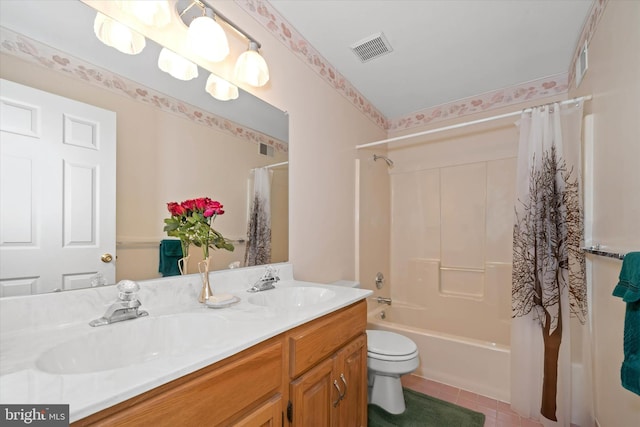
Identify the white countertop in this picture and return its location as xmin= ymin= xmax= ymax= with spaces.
xmin=0 ymin=263 xmax=372 ymax=422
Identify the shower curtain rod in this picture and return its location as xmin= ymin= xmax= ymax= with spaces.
xmin=355 ymin=95 xmax=592 ymax=150
xmin=264 ymin=161 xmax=288 ymax=169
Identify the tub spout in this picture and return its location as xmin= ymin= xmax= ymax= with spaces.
xmin=375 ymin=296 xmax=392 ymax=305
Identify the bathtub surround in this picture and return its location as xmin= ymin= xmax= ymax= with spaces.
xmin=388 ymin=138 xmax=517 ymax=346
xmin=511 ymin=101 xmax=589 ymax=426
xmin=358 ymin=116 xmax=520 ymax=403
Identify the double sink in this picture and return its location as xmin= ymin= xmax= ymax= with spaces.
xmin=36 ymin=286 xmax=337 ymax=375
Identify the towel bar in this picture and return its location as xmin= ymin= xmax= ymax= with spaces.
xmin=583 ymin=246 xmax=626 ymax=260
xmin=117 ymin=238 xmax=246 ymax=247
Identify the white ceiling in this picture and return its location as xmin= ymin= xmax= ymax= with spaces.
xmin=1 ymin=0 xmax=594 ymax=132
xmin=267 ymin=0 xmax=594 ymax=120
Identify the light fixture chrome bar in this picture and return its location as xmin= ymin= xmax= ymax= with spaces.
xmin=195 ymin=0 xmax=262 ymax=49
xmin=179 ymin=0 xmax=200 ymax=17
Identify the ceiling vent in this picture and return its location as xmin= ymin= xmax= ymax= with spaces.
xmin=575 ymin=41 xmax=589 ymax=86
xmin=350 ymin=32 xmax=393 ymax=63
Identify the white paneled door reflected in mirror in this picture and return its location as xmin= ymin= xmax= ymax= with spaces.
xmin=0 ymin=0 xmax=288 ymax=296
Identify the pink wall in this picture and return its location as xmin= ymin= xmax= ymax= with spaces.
xmin=210 ymin=2 xmax=388 ymax=283
xmin=569 ymin=1 xmax=640 ymax=425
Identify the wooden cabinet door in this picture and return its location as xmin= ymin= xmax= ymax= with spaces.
xmin=233 ymin=395 xmax=282 ymax=427
xmin=334 ymin=334 xmax=367 ymax=427
xmin=290 ymin=334 xmax=367 ymax=427
xmin=290 ymin=357 xmax=337 ymax=427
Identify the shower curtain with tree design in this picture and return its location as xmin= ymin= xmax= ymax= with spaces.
xmin=244 ymin=167 xmax=272 ymax=266
xmin=511 ymin=101 xmax=590 ymax=426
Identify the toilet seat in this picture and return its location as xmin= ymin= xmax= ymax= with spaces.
xmin=368 ymin=348 xmax=419 ymax=362
xmin=366 ymin=330 xmax=418 ymax=361
xmin=365 ymin=330 xmax=420 ymax=414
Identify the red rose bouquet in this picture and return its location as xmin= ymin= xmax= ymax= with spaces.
xmin=164 ymin=197 xmax=234 ymax=260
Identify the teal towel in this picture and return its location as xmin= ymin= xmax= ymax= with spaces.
xmin=612 ymin=251 xmax=640 ymax=396
xmin=158 ymin=239 xmax=183 ymax=277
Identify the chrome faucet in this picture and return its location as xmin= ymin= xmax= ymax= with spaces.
xmin=247 ymin=266 xmax=280 ymax=293
xmin=89 ymin=280 xmax=149 ymax=327
xmin=374 ymin=296 xmax=392 ymax=305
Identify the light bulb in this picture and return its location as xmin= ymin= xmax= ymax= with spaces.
xmin=94 ymin=12 xmax=145 ymax=55
xmin=187 ymin=15 xmax=229 ymax=62
xmin=234 ymin=42 xmax=269 ymax=87
xmin=158 ymin=48 xmax=199 ymax=81
xmin=205 ymin=73 xmax=239 ymax=101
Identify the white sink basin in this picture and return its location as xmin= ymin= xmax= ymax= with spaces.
xmin=247 ymin=287 xmax=336 ymax=309
xmin=36 ymin=313 xmax=229 ymax=374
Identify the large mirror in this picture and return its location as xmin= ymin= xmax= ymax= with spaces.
xmin=0 ymin=0 xmax=288 ymax=296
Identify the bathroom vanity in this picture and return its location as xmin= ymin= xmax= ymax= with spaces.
xmin=74 ymin=301 xmax=366 ymax=426
xmin=0 ymin=264 xmax=371 ymax=426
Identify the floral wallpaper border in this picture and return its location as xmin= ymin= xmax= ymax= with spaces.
xmin=237 ymin=0 xmax=606 ymax=132
xmin=387 ymin=73 xmax=568 ymax=131
xmin=0 ymin=27 xmax=288 ymax=154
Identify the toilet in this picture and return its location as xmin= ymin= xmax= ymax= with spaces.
xmin=366 ymin=329 xmax=419 ymax=414
xmin=330 ymin=281 xmax=420 ymax=415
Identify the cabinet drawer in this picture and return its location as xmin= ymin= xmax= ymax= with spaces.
xmin=289 ymin=300 xmax=366 ymax=378
xmin=86 ymin=340 xmax=283 ymax=427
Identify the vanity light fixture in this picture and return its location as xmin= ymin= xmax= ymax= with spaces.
xmin=93 ymin=0 xmax=270 ymax=99
xmin=158 ymin=47 xmax=199 ymax=81
xmin=94 ymin=12 xmax=146 ymax=55
xmin=234 ymin=41 xmax=270 ymax=87
xmin=179 ymin=0 xmax=269 ymax=87
xmin=205 ymin=73 xmax=239 ymax=101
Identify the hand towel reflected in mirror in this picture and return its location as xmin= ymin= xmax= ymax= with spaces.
xmin=159 ymin=239 xmax=184 ymax=277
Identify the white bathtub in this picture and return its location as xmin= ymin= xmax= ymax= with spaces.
xmin=367 ymin=304 xmax=511 ymax=402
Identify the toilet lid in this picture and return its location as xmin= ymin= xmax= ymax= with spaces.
xmin=366 ymin=330 xmax=418 ymax=357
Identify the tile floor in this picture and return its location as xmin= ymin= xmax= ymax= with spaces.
xmin=401 ymin=375 xmax=579 ymax=427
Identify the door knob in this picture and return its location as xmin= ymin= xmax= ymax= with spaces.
xmin=101 ymin=253 xmax=113 ymax=263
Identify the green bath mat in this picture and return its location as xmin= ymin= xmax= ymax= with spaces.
xmin=368 ymin=388 xmax=485 ymax=427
